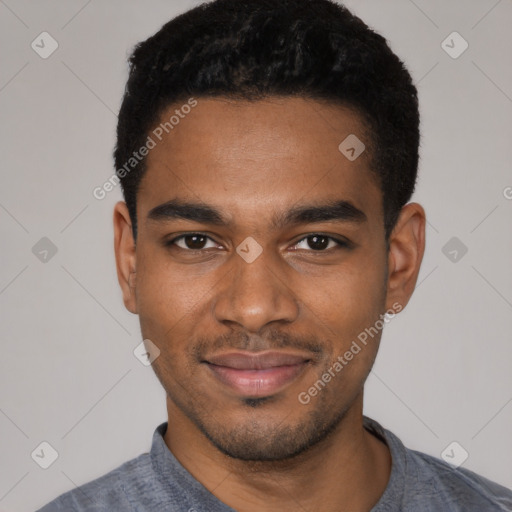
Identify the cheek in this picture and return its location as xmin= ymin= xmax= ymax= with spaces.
xmin=310 ymin=260 xmax=386 ymax=322
xmin=304 ymin=272 xmax=385 ymax=394
xmin=136 ymin=261 xmax=203 ymax=380
xmin=304 ymin=255 xmax=387 ymax=362
xmin=135 ymin=259 xmax=222 ymax=381
xmin=135 ymin=249 xmax=210 ymax=328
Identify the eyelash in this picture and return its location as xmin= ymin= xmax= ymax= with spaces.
xmin=165 ymin=233 xmax=349 ymax=252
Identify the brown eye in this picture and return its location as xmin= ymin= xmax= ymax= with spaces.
xmin=306 ymin=235 xmax=329 ymax=250
xmin=170 ymin=234 xmax=218 ymax=250
xmin=293 ymin=234 xmax=347 ymax=251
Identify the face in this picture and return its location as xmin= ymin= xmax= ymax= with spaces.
xmin=114 ymin=97 xmax=424 ymax=461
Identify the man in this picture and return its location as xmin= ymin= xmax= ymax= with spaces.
xmin=39 ymin=0 xmax=512 ymax=510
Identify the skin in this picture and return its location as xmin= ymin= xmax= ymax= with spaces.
xmin=113 ymin=97 xmax=426 ymax=512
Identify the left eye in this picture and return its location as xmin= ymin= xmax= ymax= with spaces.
xmin=292 ymin=235 xmax=346 ymax=251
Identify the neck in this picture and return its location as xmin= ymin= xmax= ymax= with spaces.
xmin=164 ymin=394 xmax=392 ymax=512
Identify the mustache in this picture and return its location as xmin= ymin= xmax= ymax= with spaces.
xmin=192 ymin=328 xmax=325 ymax=359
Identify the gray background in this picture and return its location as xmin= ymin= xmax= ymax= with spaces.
xmin=1 ymin=0 xmax=511 ymax=510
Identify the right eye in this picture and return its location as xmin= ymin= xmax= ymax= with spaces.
xmin=166 ymin=233 xmax=221 ymax=251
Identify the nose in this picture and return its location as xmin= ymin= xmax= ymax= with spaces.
xmin=212 ymin=246 xmax=300 ymax=333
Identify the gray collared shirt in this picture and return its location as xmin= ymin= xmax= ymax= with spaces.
xmin=37 ymin=416 xmax=512 ymax=511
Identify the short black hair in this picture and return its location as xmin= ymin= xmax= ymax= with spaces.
xmin=114 ymin=0 xmax=420 ymax=242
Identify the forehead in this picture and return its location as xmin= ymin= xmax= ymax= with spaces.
xmin=138 ymin=97 xmax=382 ymax=228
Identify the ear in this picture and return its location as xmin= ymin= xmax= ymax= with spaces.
xmin=113 ymin=201 xmax=138 ymax=314
xmin=385 ymin=202 xmax=426 ymax=312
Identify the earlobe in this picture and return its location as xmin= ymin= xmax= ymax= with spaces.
xmin=385 ymin=202 xmax=426 ymax=312
xmin=113 ymin=201 xmax=138 ymax=314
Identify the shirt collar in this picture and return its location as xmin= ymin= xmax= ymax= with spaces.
xmin=148 ymin=416 xmax=406 ymax=511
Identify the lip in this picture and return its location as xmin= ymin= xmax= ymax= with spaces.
xmin=204 ymin=351 xmax=311 ymax=397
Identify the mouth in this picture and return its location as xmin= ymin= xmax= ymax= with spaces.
xmin=203 ymin=351 xmax=312 ymax=398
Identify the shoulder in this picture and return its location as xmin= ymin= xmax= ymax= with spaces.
xmin=404 ymin=447 xmax=512 ymax=511
xmin=364 ymin=417 xmax=512 ymax=512
xmin=36 ymin=453 xmax=151 ymax=511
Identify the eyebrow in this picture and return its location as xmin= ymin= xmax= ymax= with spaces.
xmin=147 ymin=198 xmax=367 ymax=228
xmin=276 ymin=199 xmax=367 ymax=228
xmin=148 ymin=199 xmax=225 ymax=225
